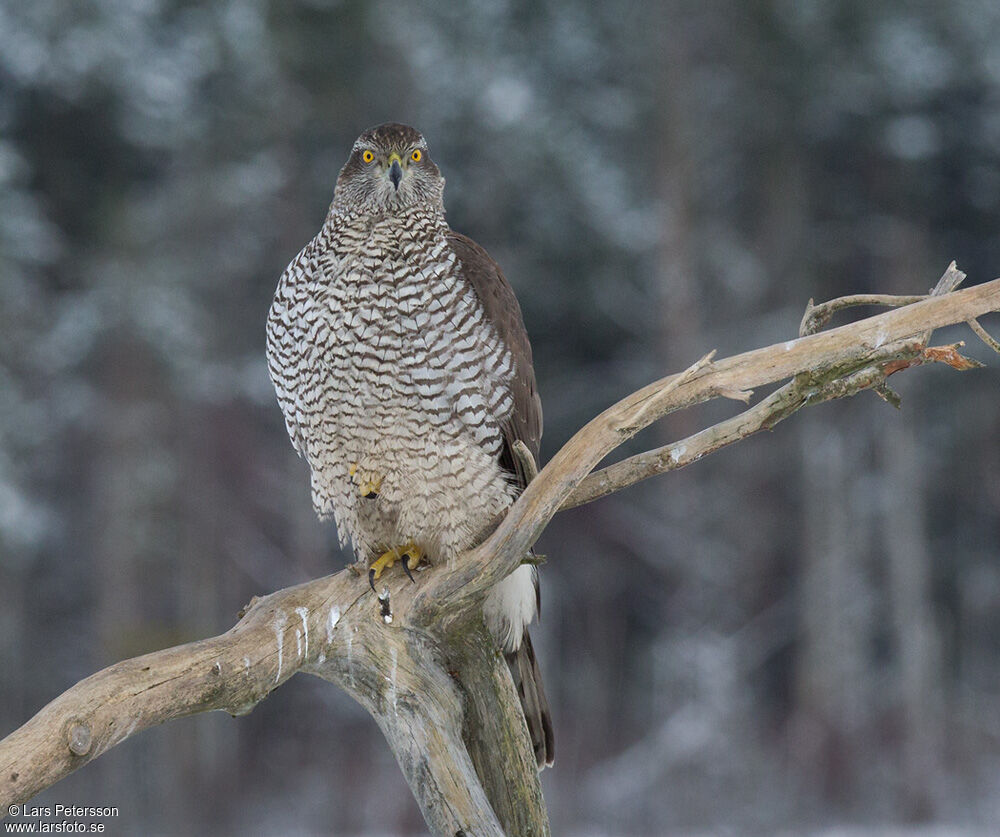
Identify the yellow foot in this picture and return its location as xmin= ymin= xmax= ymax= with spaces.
xmin=348 ymin=463 xmax=382 ymax=499
xmin=368 ymin=542 xmax=424 ymax=591
xmin=359 ymin=476 xmax=382 ymax=499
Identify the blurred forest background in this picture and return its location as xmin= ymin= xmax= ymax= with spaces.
xmin=3 ymin=1 xmax=1000 ymax=834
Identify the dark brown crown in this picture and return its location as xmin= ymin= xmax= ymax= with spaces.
xmin=355 ymin=123 xmax=426 ymax=150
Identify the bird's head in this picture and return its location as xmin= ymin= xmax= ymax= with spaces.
xmin=334 ymin=123 xmax=444 ymax=213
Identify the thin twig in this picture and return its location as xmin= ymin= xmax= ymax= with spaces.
xmin=800 ymin=294 xmax=928 ymax=337
xmin=621 ymin=349 xmax=717 ymax=431
xmin=798 ymin=260 xmax=967 ymax=339
xmin=968 ymin=317 xmax=1000 ymax=354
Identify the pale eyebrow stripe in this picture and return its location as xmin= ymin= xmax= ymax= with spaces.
xmin=350 ymin=134 xmax=428 ymax=153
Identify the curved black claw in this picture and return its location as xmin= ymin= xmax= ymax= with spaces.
xmin=363 ymin=490 xmax=378 ymax=499
xmin=368 ymin=568 xmax=377 ymax=593
xmin=401 ymin=559 xmax=416 ymax=584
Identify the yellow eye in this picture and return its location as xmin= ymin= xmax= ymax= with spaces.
xmin=411 ymin=149 xmax=422 ymax=162
xmin=362 ymin=150 xmax=374 ymax=163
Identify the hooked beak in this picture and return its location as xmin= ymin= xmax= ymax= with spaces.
xmin=388 ymin=154 xmax=403 ymax=190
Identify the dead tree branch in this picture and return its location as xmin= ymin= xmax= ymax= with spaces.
xmin=2 ymin=263 xmax=999 ymax=836
xmin=968 ymin=316 xmax=1000 ymax=354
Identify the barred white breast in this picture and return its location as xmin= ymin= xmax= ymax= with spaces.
xmin=266 ymin=122 xmax=554 ymax=768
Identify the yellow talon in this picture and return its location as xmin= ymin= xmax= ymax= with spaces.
xmin=349 ymin=463 xmax=382 ymax=498
xmin=368 ymin=542 xmax=423 ymax=591
xmin=359 ymin=475 xmax=382 ymax=499
xmin=369 ymin=548 xmax=398 ymax=580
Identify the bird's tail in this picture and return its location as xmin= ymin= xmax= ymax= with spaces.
xmin=505 ymin=630 xmax=555 ymax=769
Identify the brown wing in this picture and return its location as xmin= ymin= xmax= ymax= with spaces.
xmin=447 ymin=231 xmax=542 ymax=489
xmin=450 ymin=232 xmax=554 ymax=768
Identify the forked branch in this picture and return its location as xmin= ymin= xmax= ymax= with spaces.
xmin=2 ymin=263 xmax=999 ymax=837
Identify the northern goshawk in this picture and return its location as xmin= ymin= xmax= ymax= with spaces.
xmin=266 ymin=122 xmax=554 ymax=767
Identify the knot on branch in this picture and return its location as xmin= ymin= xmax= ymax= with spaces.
xmin=66 ymin=722 xmax=91 ymax=757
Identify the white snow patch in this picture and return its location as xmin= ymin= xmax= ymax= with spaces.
xmin=273 ymin=611 xmax=288 ymax=683
xmin=326 ymin=606 xmax=341 ymax=644
xmin=389 ymin=647 xmax=398 ymax=714
xmin=874 ymin=328 xmax=888 ymax=348
xmin=295 ymin=628 xmax=302 ymax=658
xmin=295 ymin=606 xmax=309 ymax=657
xmin=784 ymin=341 xmax=794 ymax=351
xmin=242 ymin=656 xmax=250 ymax=676
xmin=670 ymin=445 xmax=686 ymax=464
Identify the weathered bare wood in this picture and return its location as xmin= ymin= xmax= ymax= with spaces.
xmin=442 ymin=619 xmax=549 ymax=835
xmin=2 ymin=264 xmax=999 ymax=836
xmin=563 ymin=263 xmax=977 ymax=509
xmin=0 ymin=574 xmax=355 ymax=806
xmin=306 ymin=617 xmax=511 ymax=836
xmin=2 ymin=570 xmax=517 ymax=835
